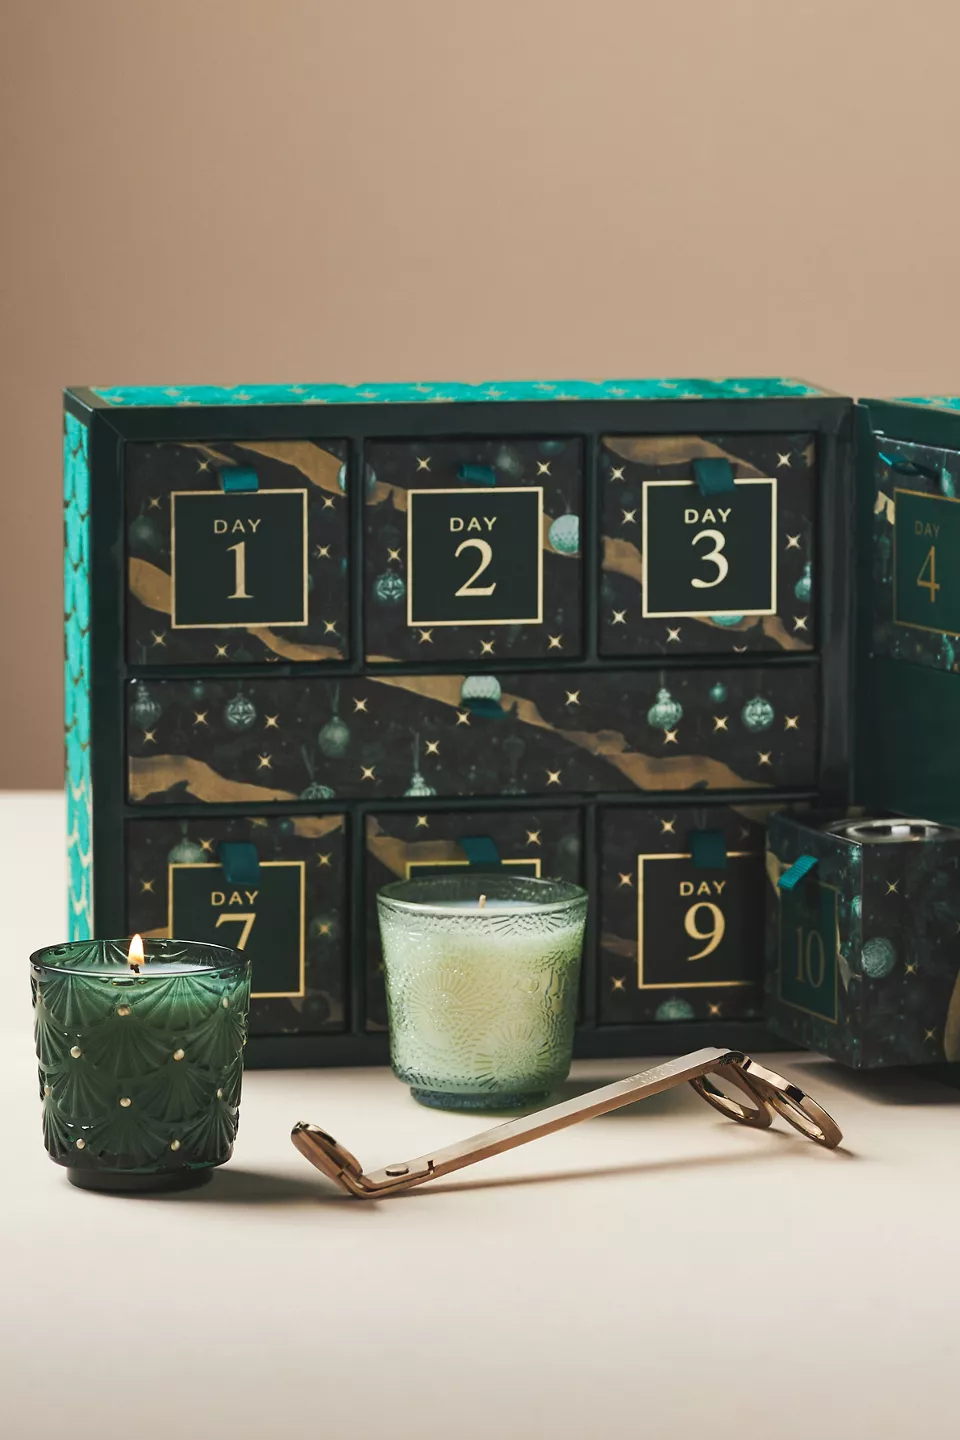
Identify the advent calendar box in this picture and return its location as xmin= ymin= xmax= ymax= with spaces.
xmin=63 ymin=377 xmax=854 ymax=1066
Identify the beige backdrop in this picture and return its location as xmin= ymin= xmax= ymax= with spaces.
xmin=2 ymin=0 xmax=960 ymax=787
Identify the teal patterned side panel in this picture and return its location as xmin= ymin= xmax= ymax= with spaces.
xmin=89 ymin=377 xmax=827 ymax=408
xmin=896 ymin=396 xmax=960 ymax=413
xmin=63 ymin=412 xmax=92 ymax=940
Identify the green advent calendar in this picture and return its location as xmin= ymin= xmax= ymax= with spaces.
xmin=62 ymin=379 xmax=960 ymax=1068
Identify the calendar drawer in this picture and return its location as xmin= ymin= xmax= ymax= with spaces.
xmin=363 ymin=806 xmax=584 ymax=1030
xmin=126 ymin=665 xmax=818 ymax=805
xmin=364 ymin=436 xmax=583 ymax=663
xmin=598 ymin=803 xmax=780 ymax=1024
xmin=599 ymin=432 xmax=816 ymax=657
xmin=125 ymin=438 xmax=349 ymax=664
xmin=125 ymin=814 xmax=348 ymax=1035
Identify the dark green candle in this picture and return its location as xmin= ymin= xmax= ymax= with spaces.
xmin=31 ymin=938 xmax=251 ymax=1192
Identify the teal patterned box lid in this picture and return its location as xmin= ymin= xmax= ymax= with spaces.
xmin=83 ymin=377 xmax=830 ymax=408
xmin=893 ymin=395 xmax=960 ymax=414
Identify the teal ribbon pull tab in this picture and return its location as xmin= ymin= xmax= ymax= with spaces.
xmin=218 ymin=842 xmax=261 ymax=885
xmin=689 ymin=829 xmax=727 ymax=869
xmin=220 ymin=467 xmax=259 ymax=493
xmin=692 ymin=458 xmax=736 ymax=496
xmin=458 ymin=464 xmax=497 ymax=486
xmin=458 ymin=835 xmax=501 ymax=866
xmin=778 ymin=854 xmax=818 ymax=891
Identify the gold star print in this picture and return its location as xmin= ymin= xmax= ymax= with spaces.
xmin=142 ymin=729 xmax=157 ymax=745
xmin=666 ymin=628 xmax=681 ymax=643
xmin=664 ymin=729 xmax=678 ymax=744
xmin=140 ymin=879 xmax=154 ymax=894
xmin=456 ymin=710 xmax=470 ymax=726
xmin=416 ymin=457 xmax=431 ymax=471
xmin=611 ymin=466 xmax=625 ymax=481
xmin=250 ymin=818 xmax=267 ymax=828
xmin=793 ymin=616 xmax=808 ymax=632
xmin=147 ymin=495 xmax=162 ymax=510
xmin=480 ymin=640 xmax=495 ymax=656
xmin=353 ymin=698 xmax=368 ymax=713
xmin=415 ymin=816 xmax=429 ymax=829
xmin=925 ymin=1028 xmax=937 ymax=1042
xmin=323 ymin=621 xmax=338 ymax=635
xmin=905 ymin=962 xmax=918 ymax=975
xmin=322 ymin=496 xmax=335 ymax=510
xmin=316 ymin=923 xmax=332 ymax=937
xmin=536 ymin=461 xmax=551 ymax=476
xmin=197 ymin=459 xmax=211 ymax=473
xmin=758 ymin=751 xmax=772 ymax=766
xmin=314 ymin=544 xmax=331 ymax=559
xmin=618 ymin=873 xmax=633 ymax=887
xmin=200 ymin=838 xmax=214 ymax=853
xmin=215 ymin=644 xmax=229 ymax=659
xmin=659 ymin=818 xmax=675 ymax=835
xmin=785 ymin=715 xmax=799 ymax=730
xmin=265 ymin=715 xmax=280 ymax=729
xmin=565 ymin=690 xmax=580 ymax=706
xmin=733 ymin=645 xmax=747 ymax=653
xmin=611 ymin=977 xmax=626 ymax=992
xmin=548 ymin=635 xmax=563 ymax=650
xmin=786 ymin=535 xmax=801 ymax=550
xmin=150 ymin=631 xmax=167 ymax=648
xmin=360 ymin=766 xmax=376 ymax=781
xmin=257 ymin=754 xmax=272 ymax=770
xmin=708 ymin=1003 xmax=722 ymax=1017
xmin=388 ymin=548 xmax=402 ymax=563
xmin=777 ymin=452 xmax=792 ymax=468
xmin=317 ymin=853 xmax=331 ymax=867
xmin=193 ymin=711 xmax=208 ymax=726
xmin=526 ymin=830 xmax=541 ymax=846
xmin=886 ymin=880 xmax=899 ymax=895
xmin=418 ymin=629 xmax=434 ymax=644
xmin=425 ymin=740 xmax=440 ymax=756
xmin=622 ymin=509 xmax=637 ymax=524
xmin=612 ymin=610 xmax=627 ymax=625
xmin=546 ymin=769 xmax=562 ymax=785
xmin=713 ymin=715 xmax=729 ymax=731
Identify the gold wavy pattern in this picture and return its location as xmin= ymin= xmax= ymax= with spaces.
xmin=248 ymin=628 xmax=341 ymax=662
xmin=944 ymin=975 xmax=960 ymax=1062
xmin=600 ymin=931 xmax=636 ymax=960
xmin=368 ymin=829 xmax=465 ymax=878
xmin=129 ymin=756 xmax=296 ymax=804
xmin=291 ymin=815 xmax=345 ymax=840
xmin=129 ymin=558 xmax=172 ymax=614
xmin=602 ymin=435 xmax=764 ymax=478
xmin=603 ymin=536 xmax=644 ymax=584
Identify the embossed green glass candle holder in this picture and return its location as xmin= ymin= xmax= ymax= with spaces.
xmin=31 ymin=938 xmax=251 ymax=1192
xmin=377 ymin=874 xmax=588 ymax=1110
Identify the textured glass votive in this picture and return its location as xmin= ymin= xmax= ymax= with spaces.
xmin=377 ymin=874 xmax=588 ymax=1110
xmin=31 ymin=938 xmax=251 ymax=1192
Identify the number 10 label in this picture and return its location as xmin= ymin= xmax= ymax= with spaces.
xmin=642 ymin=478 xmax=777 ymax=619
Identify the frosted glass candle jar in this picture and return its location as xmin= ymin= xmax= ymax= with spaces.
xmin=377 ymin=874 xmax=588 ymax=1110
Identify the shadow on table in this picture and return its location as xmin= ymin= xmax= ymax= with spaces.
xmin=146 ymin=1167 xmax=342 ymax=1206
xmin=784 ymin=1058 xmax=960 ymax=1107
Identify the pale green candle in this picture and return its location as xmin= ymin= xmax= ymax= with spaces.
xmin=377 ymin=875 xmax=587 ymax=1110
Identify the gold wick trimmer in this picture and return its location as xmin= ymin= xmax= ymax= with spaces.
xmin=291 ymin=1047 xmax=842 ymax=1198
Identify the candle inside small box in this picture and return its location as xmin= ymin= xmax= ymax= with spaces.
xmin=31 ymin=937 xmax=251 ymax=1192
xmin=377 ymin=874 xmax=587 ymax=1110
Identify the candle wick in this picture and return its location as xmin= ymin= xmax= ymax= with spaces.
xmin=478 ymin=894 xmax=487 ymax=910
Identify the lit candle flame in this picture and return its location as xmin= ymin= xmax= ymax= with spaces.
xmin=128 ymin=934 xmax=144 ymax=971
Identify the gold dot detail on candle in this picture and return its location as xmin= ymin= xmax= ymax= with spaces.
xmin=216 ymin=1088 xmax=223 ymax=1099
xmin=119 ymin=1097 xmax=132 ymax=1108
xmin=75 ymin=1138 xmax=85 ymax=1149
xmin=221 ymin=997 xmax=230 ymax=1009
xmin=170 ymin=1139 xmax=181 ymax=1151
xmin=43 ymin=1085 xmax=51 ymax=1096
xmin=173 ymin=1048 xmax=185 ymax=1061
xmin=116 ymin=1005 xmax=131 ymax=1017
xmin=70 ymin=1046 xmax=82 ymax=1059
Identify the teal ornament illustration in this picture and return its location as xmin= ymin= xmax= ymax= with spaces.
xmin=646 ymin=686 xmax=683 ymax=730
xmin=338 ymin=462 xmax=347 ymax=493
xmin=374 ymin=570 xmax=406 ymax=604
xmin=941 ymin=468 xmax=956 ymax=499
xmin=300 ymin=781 xmax=335 ymax=801
xmin=655 ymin=998 xmax=695 ymax=1022
xmin=548 ymin=514 xmax=580 ymax=556
xmin=851 ymin=894 xmax=862 ymax=919
xmin=318 ymin=686 xmax=350 ymax=758
xmin=861 ymin=936 xmax=897 ymax=979
xmin=167 ymin=828 xmax=207 ymax=865
xmin=709 ymin=681 xmax=727 ymax=704
xmin=223 ymin=690 xmax=257 ymax=733
xmin=741 ymin=695 xmax=774 ymax=732
xmin=128 ymin=510 xmax=162 ymax=552
xmin=495 ymin=446 xmax=522 ymax=477
xmin=710 ymin=614 xmax=744 ymax=627
xmin=794 ymin=561 xmax=812 ymax=604
xmin=190 ymin=680 xmax=206 ymax=702
xmin=131 ymin=682 xmax=162 ymax=730
xmin=404 ymin=735 xmax=437 ymax=799
xmin=460 ymin=674 xmax=502 ymax=707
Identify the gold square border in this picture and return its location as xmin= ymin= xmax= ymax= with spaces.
xmin=170 ymin=488 xmax=310 ymax=630
xmin=892 ymin=485 xmax=960 ymax=638
xmin=637 ymin=850 xmax=758 ymax=990
xmin=777 ymin=876 xmax=840 ymax=1024
xmin=640 ymin=477 xmax=778 ymax=620
xmin=404 ymin=857 xmax=542 ymax=879
xmin=168 ymin=860 xmax=307 ymax=1000
xmin=405 ymin=486 xmax=545 ymax=627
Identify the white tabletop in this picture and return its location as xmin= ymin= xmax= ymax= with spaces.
xmin=3 ymin=792 xmax=958 ymax=1440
